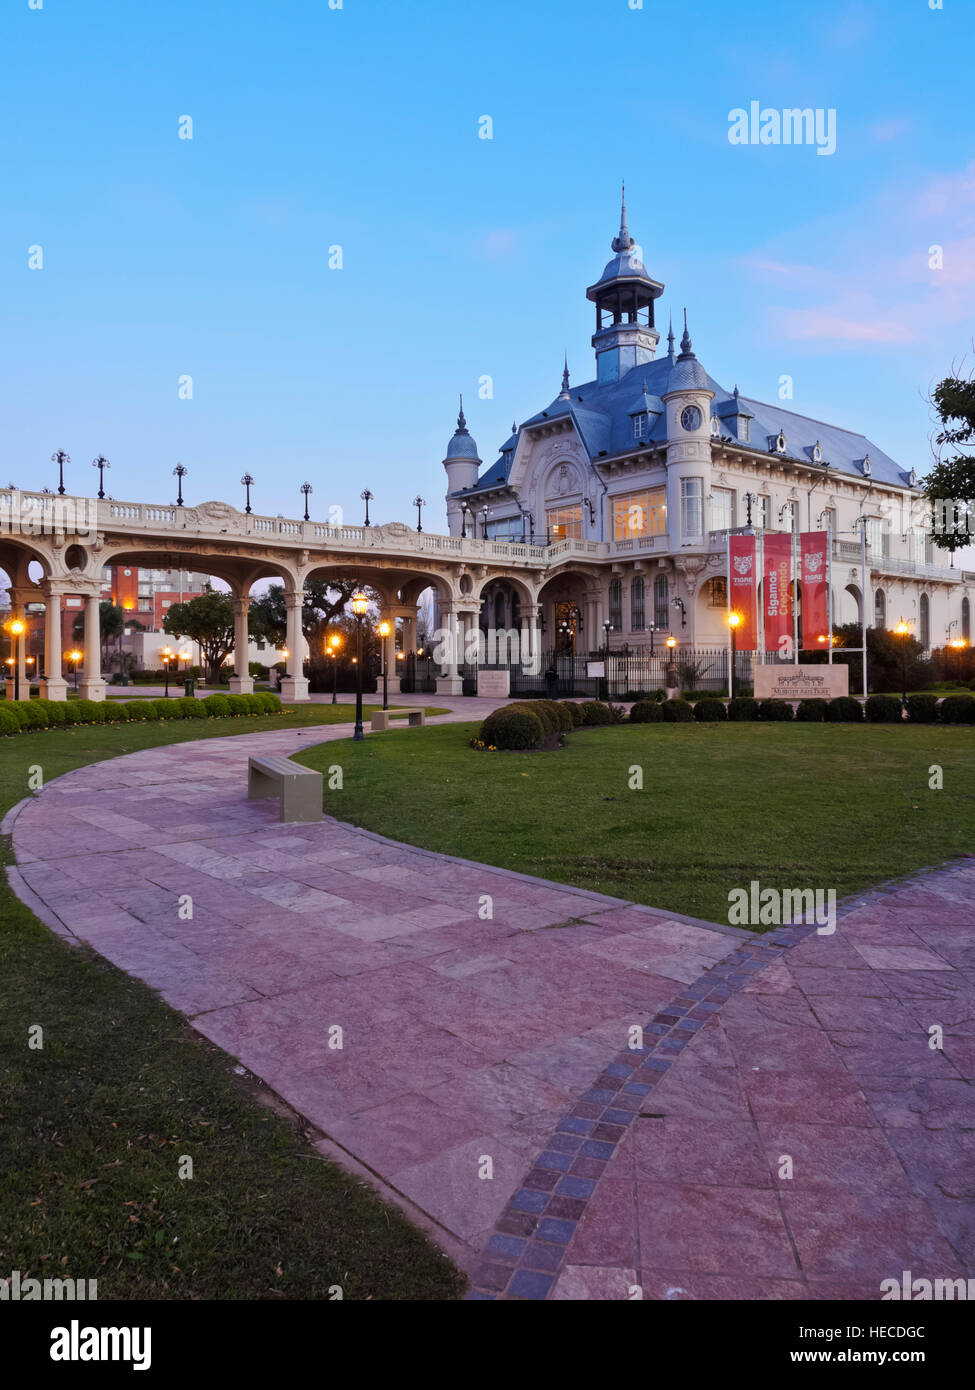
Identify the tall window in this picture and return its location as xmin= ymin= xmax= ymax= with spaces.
xmin=963 ymin=596 xmax=971 ymax=642
xmin=632 ymin=413 xmax=647 ymax=439
xmin=780 ymin=501 xmax=797 ymax=532
xmin=654 ymin=574 xmax=669 ymax=630
xmin=751 ymin=494 xmax=768 ymax=529
xmin=613 ymin=489 xmax=666 ymax=541
xmin=608 ymin=578 xmax=623 ymax=631
xmin=822 ymin=507 xmax=836 ymax=535
xmin=485 ymin=517 xmax=522 ymax=539
xmin=919 ymin=593 xmax=930 ymax=649
xmin=710 ymin=488 xmax=734 ymax=532
xmin=874 ymin=589 xmax=886 ymax=629
xmin=546 ymin=505 xmax=582 ymax=540
xmin=866 ymin=518 xmax=888 ymax=556
xmin=680 ymin=478 xmax=703 ymax=540
xmin=706 ymin=576 xmax=728 ymax=608
xmin=630 ymin=576 xmax=645 ymax=630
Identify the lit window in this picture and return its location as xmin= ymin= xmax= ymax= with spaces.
xmin=546 ymin=505 xmax=583 ymax=540
xmin=613 ymin=489 xmax=666 ymax=541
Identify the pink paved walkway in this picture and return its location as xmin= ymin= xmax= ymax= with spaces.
xmin=6 ymin=708 xmax=975 ymax=1298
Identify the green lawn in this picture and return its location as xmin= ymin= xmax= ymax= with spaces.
xmin=295 ymin=721 xmax=975 ymax=924
xmin=0 ymin=702 xmax=462 ymax=1301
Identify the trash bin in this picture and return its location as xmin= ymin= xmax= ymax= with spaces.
xmin=183 ymin=677 xmax=195 ymax=697
xmin=116 ymin=674 xmax=129 ymax=687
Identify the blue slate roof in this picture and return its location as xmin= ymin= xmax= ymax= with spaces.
xmin=451 ymin=352 xmax=913 ymax=497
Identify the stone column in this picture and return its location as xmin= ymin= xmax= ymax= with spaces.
xmin=40 ymin=585 xmax=68 ymax=700
xmin=280 ymin=590 xmax=309 ymax=702
xmin=79 ymin=593 xmax=106 ymax=701
xmin=436 ymin=608 xmax=463 ymax=694
xmin=228 ymin=596 xmax=254 ymax=694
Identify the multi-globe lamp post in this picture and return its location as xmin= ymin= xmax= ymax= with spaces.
xmin=351 ymin=590 xmax=369 ymax=740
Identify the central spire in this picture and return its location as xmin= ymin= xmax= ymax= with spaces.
xmin=611 ymin=181 xmax=634 ymax=254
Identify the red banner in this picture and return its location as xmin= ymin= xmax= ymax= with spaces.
xmin=728 ymin=535 xmax=757 ymax=650
xmin=800 ymin=531 xmax=829 ymax=648
xmin=763 ymin=533 xmax=793 ymax=654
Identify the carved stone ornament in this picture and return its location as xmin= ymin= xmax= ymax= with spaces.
xmin=675 ymin=555 xmax=709 ymax=594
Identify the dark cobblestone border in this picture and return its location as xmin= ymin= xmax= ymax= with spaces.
xmin=466 ymin=857 xmax=974 ymax=1300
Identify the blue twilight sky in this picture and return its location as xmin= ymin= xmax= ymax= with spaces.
xmin=2 ymin=0 xmax=973 ymax=531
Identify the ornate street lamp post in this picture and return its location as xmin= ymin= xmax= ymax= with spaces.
xmin=351 ymin=590 xmax=369 ymax=740
xmin=173 ymin=463 xmax=187 ymax=506
xmin=7 ymin=619 xmax=25 ymax=700
xmin=91 ymin=455 xmax=110 ymax=499
xmin=52 ymin=449 xmax=70 ymax=496
xmin=327 ymin=632 xmax=342 ymax=704
xmin=665 ymin=635 xmax=678 ymax=694
xmin=68 ymin=649 xmax=82 ymax=691
xmin=727 ymin=611 xmax=741 ymax=699
xmin=361 ymin=490 xmax=373 ymax=527
xmin=894 ymin=621 xmax=911 ymax=707
xmin=460 ymin=501 xmax=469 ymax=538
xmin=413 ymin=496 xmax=425 ymax=532
xmin=160 ymin=645 xmax=174 ymax=698
xmin=481 ymin=506 xmax=489 ymax=539
xmin=377 ymin=619 xmax=391 ymax=709
xmin=240 ymin=474 xmax=254 ymax=514
xmin=300 ymin=482 xmax=312 ymax=521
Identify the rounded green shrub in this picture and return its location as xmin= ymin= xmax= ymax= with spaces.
xmin=693 ymin=698 xmax=727 ymax=722
xmin=759 ymin=699 xmax=794 ymax=722
xmin=866 ymin=694 xmax=903 ymax=724
xmin=0 ymin=706 xmax=23 ymax=735
xmin=796 ymin=698 xmax=828 ymax=722
xmin=74 ymin=699 xmax=106 ymax=723
xmin=578 ymin=700 xmax=612 ymax=726
xmin=560 ymin=700 xmax=583 ymax=727
xmin=257 ymin=691 xmax=281 ymax=713
xmin=103 ymin=700 xmax=130 ymax=722
xmin=153 ymin=698 xmax=182 ymax=721
xmin=36 ymin=699 xmax=67 ymax=726
xmin=661 ymin=698 xmax=694 ymax=722
xmin=243 ymin=693 xmax=267 ymax=715
xmin=479 ymin=706 xmax=544 ymax=750
xmin=10 ymin=700 xmax=48 ymax=729
xmin=204 ymin=693 xmax=232 ymax=717
xmin=536 ymin=698 xmax=572 ymax=732
xmin=123 ymin=699 xmax=158 ymax=721
xmin=905 ymin=693 xmax=938 ymax=724
xmin=177 ymin=696 xmax=207 ymax=719
xmin=727 ymin=697 xmax=759 ymax=721
xmin=509 ymin=701 xmax=555 ymax=734
xmin=826 ymin=696 xmax=864 ymax=723
xmin=227 ymin=694 xmax=250 ymax=716
xmin=939 ymin=693 xmax=975 ymax=724
xmin=629 ymin=699 xmax=663 ymax=723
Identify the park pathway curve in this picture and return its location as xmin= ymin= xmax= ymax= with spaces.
xmin=5 ymin=704 xmax=974 ymax=1299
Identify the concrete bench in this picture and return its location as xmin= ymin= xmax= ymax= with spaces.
xmin=247 ymin=755 xmax=322 ymax=823
xmin=370 ymin=707 xmax=425 ymax=732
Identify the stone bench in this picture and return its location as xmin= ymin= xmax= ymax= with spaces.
xmin=247 ymin=754 xmax=322 ymax=823
xmin=370 ymin=707 xmax=426 ymax=732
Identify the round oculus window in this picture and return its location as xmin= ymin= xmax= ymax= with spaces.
xmin=680 ymin=406 xmax=702 ymax=432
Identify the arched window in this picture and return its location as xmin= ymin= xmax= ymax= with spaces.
xmin=512 ymin=593 xmax=521 ymax=628
xmin=919 ymin=593 xmax=930 ymax=650
xmin=494 ymin=592 xmax=506 ymax=628
xmin=874 ymin=589 xmax=886 ymax=629
xmin=654 ymin=573 xmax=669 ymax=629
xmin=963 ymin=596 xmax=971 ymax=642
xmin=630 ymin=576 xmax=645 ymax=630
xmin=608 ymin=578 xmax=623 ymax=631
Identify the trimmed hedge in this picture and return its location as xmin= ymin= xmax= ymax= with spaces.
xmin=122 ymin=699 xmax=159 ymax=721
xmin=759 ymin=699 xmax=794 ymax=722
xmin=940 ymin=694 xmax=975 ymax=724
xmin=0 ymin=706 xmax=23 ymax=735
xmin=826 ymin=697 xmax=864 ymax=723
xmin=796 ymin=699 xmax=828 ymax=722
xmin=866 ymin=694 xmax=903 ymax=724
xmin=905 ymin=694 xmax=938 ymax=724
xmin=727 ymin=697 xmax=759 ymax=721
xmin=693 ymin=698 xmax=727 ymax=722
xmin=578 ymin=700 xmax=613 ymax=726
xmin=0 ymin=692 xmax=289 ymax=737
xmin=152 ymin=698 xmax=183 ymax=721
xmin=204 ymin=693 xmax=232 ymax=717
xmin=560 ymin=700 xmax=584 ymax=727
xmin=479 ymin=705 xmax=544 ymax=750
xmin=661 ymin=698 xmax=694 ymax=722
xmin=629 ymin=699 xmax=664 ymax=723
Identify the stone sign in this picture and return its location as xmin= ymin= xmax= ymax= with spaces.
xmin=477 ymin=669 xmax=510 ymax=698
xmin=754 ymin=664 xmax=849 ymax=700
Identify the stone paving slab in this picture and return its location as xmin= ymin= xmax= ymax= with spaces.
xmin=7 ymin=700 xmax=973 ymax=1299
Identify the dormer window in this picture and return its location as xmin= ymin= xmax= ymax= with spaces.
xmin=812 ymin=441 xmax=823 ymax=463
xmin=909 ymin=468 xmax=918 ymax=487
xmin=710 ymin=415 xmax=721 ymax=437
xmin=862 ymin=454 xmax=872 ymax=477
xmin=633 ymin=413 xmax=647 ymax=439
xmin=776 ymin=431 xmax=787 ymax=454
xmin=739 ymin=417 xmax=750 ymax=443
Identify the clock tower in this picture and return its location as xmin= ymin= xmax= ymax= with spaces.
xmin=661 ymin=314 xmax=714 ymax=550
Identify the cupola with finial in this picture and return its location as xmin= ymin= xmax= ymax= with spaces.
xmin=585 ymin=184 xmax=664 ymax=386
xmin=443 ymin=395 xmax=482 ymax=536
